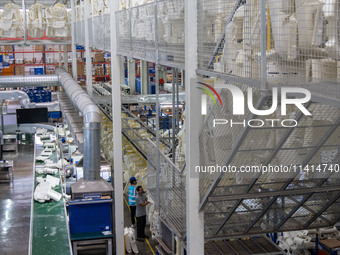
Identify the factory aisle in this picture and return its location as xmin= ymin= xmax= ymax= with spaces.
xmin=0 ymin=144 xmax=34 ymax=255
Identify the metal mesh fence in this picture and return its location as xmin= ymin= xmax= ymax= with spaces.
xmin=146 ymin=139 xmax=186 ymax=238
xmin=131 ymin=4 xmax=156 ymax=60
xmin=75 ymin=21 xmax=81 ymax=44
xmin=88 ymin=18 xmax=94 ymax=48
xmin=197 ymin=0 xmax=340 ymax=99
xmin=116 ymin=0 xmax=185 ymax=68
xmin=266 ymin=0 xmax=340 ymax=88
xmin=158 ymin=0 xmax=185 ymax=68
xmin=198 ymin=78 xmax=340 ymax=238
xmin=103 ymin=14 xmax=111 ymax=51
xmin=206 ymin=191 xmax=340 ymax=238
xmin=198 ymin=0 xmax=262 ymax=80
xmin=199 ymin=83 xmax=262 ymax=199
xmin=80 ymin=20 xmax=85 ymax=45
xmin=116 ymin=10 xmax=131 ymax=56
xmin=92 ymin=15 xmax=105 ymax=51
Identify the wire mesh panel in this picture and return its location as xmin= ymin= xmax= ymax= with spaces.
xmin=266 ymin=0 xmax=340 ymax=96
xmin=158 ymin=0 xmax=185 ymax=68
xmin=103 ymin=14 xmax=111 ymax=52
xmin=88 ymin=18 xmax=94 ymax=48
xmin=116 ymin=0 xmax=185 ymax=67
xmin=146 ymin=139 xmax=186 ymax=238
xmin=198 ymin=80 xmax=340 ymax=239
xmin=75 ymin=21 xmax=81 ymax=44
xmin=131 ymin=4 xmax=156 ymax=61
xmin=198 ymin=0 xmax=262 ymax=80
xmin=92 ymin=16 xmax=105 ymax=51
xmin=80 ymin=20 xmax=85 ymax=45
xmin=116 ymin=10 xmax=131 ymax=56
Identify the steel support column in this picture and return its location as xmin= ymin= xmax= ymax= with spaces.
xmin=185 ymin=0 xmax=204 ymax=253
xmin=172 ymin=68 xmax=176 ymax=163
xmin=84 ymin=0 xmax=93 ymax=97
xmin=71 ymin=0 xmax=77 ymax=78
xmin=63 ymin=45 xmax=68 ymax=69
xmin=127 ymin=60 xmax=136 ymax=94
xmin=110 ymin=0 xmax=124 ymax=254
xmin=22 ymin=0 xmax=27 ymax=44
xmin=141 ymin=60 xmax=149 ymax=94
xmin=154 ymin=0 xmax=161 ymax=209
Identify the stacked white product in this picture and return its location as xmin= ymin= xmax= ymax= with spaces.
xmin=175 ymin=111 xmax=186 ymax=166
xmin=28 ymin=3 xmax=46 ymax=38
xmin=120 ymin=0 xmax=154 ymax=10
xmin=278 ymin=228 xmax=340 ymax=254
xmin=215 ymin=0 xmax=340 ymax=83
xmin=148 ymin=200 xmax=160 ymax=239
xmin=92 ymin=0 xmax=109 ymax=16
xmin=158 ymin=0 xmax=184 ymax=44
xmin=0 ymin=3 xmax=23 ymax=38
xmin=124 ymin=227 xmax=139 ymax=253
xmin=268 ymin=0 xmax=297 ymax=61
xmin=46 ymin=4 xmax=70 ymax=37
xmin=76 ymin=2 xmax=84 ymax=21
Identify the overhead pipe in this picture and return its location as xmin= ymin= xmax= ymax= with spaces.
xmin=0 ymin=75 xmax=60 ymax=88
xmin=0 ymin=90 xmax=60 ymax=110
xmin=0 ymin=70 xmax=100 ymax=181
xmin=0 ymin=90 xmax=33 ymax=108
xmin=56 ymin=67 xmax=101 ymax=181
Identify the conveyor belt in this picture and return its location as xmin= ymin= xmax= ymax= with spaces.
xmin=29 ymin=137 xmax=72 ymax=255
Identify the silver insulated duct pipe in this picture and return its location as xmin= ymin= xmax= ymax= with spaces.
xmin=0 ymin=75 xmax=60 ymax=88
xmin=56 ymin=67 xmax=101 ymax=181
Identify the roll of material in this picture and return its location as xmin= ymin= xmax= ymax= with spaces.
xmin=286 ymin=237 xmax=295 ymax=248
xmin=293 ymin=236 xmax=311 ymax=246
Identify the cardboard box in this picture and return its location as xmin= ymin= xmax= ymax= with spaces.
xmin=106 ymin=65 xmax=111 ymax=75
xmin=77 ymin=63 xmax=85 ymax=75
xmin=95 ymin=66 xmax=105 ymax=76
xmin=15 ymin=66 xmax=25 ymax=75
xmin=34 ymin=45 xmax=44 ymax=51
xmin=4 ymin=46 xmax=12 ymax=52
xmin=94 ymin=53 xmax=104 ymax=63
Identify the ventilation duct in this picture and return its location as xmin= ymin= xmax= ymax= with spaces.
xmin=56 ymin=67 xmax=101 ymax=181
xmin=0 ymin=69 xmax=101 ymax=182
xmin=0 ymin=75 xmax=60 ymax=88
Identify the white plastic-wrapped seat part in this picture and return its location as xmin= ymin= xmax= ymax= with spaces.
xmin=46 ymin=4 xmax=70 ymax=38
xmin=93 ymin=0 xmax=109 ymax=15
xmin=0 ymin=3 xmax=23 ymax=38
xmin=28 ymin=3 xmax=46 ymax=38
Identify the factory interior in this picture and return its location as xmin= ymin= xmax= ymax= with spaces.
xmin=0 ymin=0 xmax=340 ymax=254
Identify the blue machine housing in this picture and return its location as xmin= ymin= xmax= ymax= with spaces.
xmin=68 ymin=198 xmax=112 ymax=235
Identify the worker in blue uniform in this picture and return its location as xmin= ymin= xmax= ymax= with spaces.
xmin=128 ymin=177 xmax=137 ymax=227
